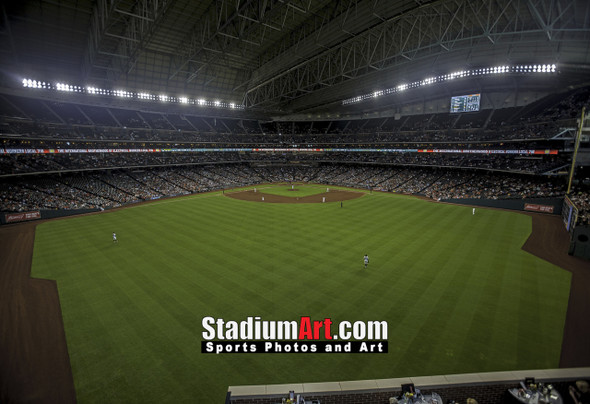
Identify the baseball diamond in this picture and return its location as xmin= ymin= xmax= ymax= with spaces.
xmin=1 ymin=185 xmax=588 ymax=402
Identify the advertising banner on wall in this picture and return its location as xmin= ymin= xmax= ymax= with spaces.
xmin=5 ymin=211 xmax=41 ymax=223
xmin=524 ymin=204 xmax=555 ymax=213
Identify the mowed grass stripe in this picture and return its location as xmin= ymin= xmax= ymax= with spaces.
xmin=381 ymin=209 xmax=490 ymax=374
xmin=30 ymin=187 xmax=571 ymax=402
xmin=187 ymin=198 xmax=366 ymax=384
xmin=133 ymin=212 xmax=281 ymax=318
xmin=67 ymin=265 xmax=195 ymax=402
xmin=50 ymin=210 xmax=278 ymax=400
xmin=437 ymin=212 xmax=517 ymax=371
xmin=103 ymin=257 xmax=227 ymax=401
xmin=60 ymin=237 xmax=220 ymax=398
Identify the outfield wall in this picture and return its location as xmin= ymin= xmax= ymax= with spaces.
xmin=440 ymin=197 xmax=564 ymax=215
xmin=0 ymin=192 xmax=205 ymax=225
xmin=0 ymin=208 xmax=99 ymax=225
xmin=228 ymin=367 xmax=590 ymax=404
xmin=0 ymin=194 xmax=564 ymax=226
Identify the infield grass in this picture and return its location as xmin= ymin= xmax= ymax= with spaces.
xmin=255 ymin=183 xmax=335 ymax=197
xmin=31 ymin=188 xmax=571 ymax=403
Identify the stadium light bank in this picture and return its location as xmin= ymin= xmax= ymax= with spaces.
xmin=20 ymin=79 xmax=244 ymax=110
xmin=342 ymin=64 xmax=557 ymax=105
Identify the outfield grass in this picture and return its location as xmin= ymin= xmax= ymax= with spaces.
xmin=31 ymin=188 xmax=571 ymax=403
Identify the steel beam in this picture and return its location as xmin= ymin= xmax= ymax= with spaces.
xmin=83 ymin=0 xmax=172 ymax=82
xmin=168 ymin=0 xmax=314 ymax=85
xmin=244 ymin=0 xmax=590 ymax=109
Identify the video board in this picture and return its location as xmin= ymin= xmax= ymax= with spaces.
xmin=450 ymin=93 xmax=481 ymax=113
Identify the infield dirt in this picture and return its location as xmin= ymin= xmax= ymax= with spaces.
xmin=225 ymin=189 xmax=363 ymax=203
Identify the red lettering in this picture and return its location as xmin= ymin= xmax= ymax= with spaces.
xmin=313 ymin=320 xmax=323 ymax=339
xmin=324 ymin=318 xmax=333 ymax=340
xmin=298 ymin=316 xmax=312 ymax=340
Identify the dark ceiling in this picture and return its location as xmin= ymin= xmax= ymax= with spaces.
xmin=1 ymin=0 xmax=590 ymax=115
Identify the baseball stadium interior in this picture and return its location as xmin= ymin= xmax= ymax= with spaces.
xmin=1 ymin=0 xmax=590 ymax=403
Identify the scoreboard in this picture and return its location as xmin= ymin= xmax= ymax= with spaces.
xmin=450 ymin=93 xmax=481 ymax=113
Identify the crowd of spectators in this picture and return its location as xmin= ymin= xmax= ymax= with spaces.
xmin=0 ymin=119 xmax=569 ymax=145
xmin=0 ymin=152 xmax=233 ymax=175
xmin=1 ymin=177 xmax=115 ymax=211
xmin=422 ymin=171 xmax=563 ymax=200
xmin=569 ymin=189 xmax=590 ymax=226
xmin=0 ymin=150 xmax=569 ymax=176
xmin=0 ymin=163 xmax=569 ymax=213
xmin=522 ymin=86 xmax=590 ymax=123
